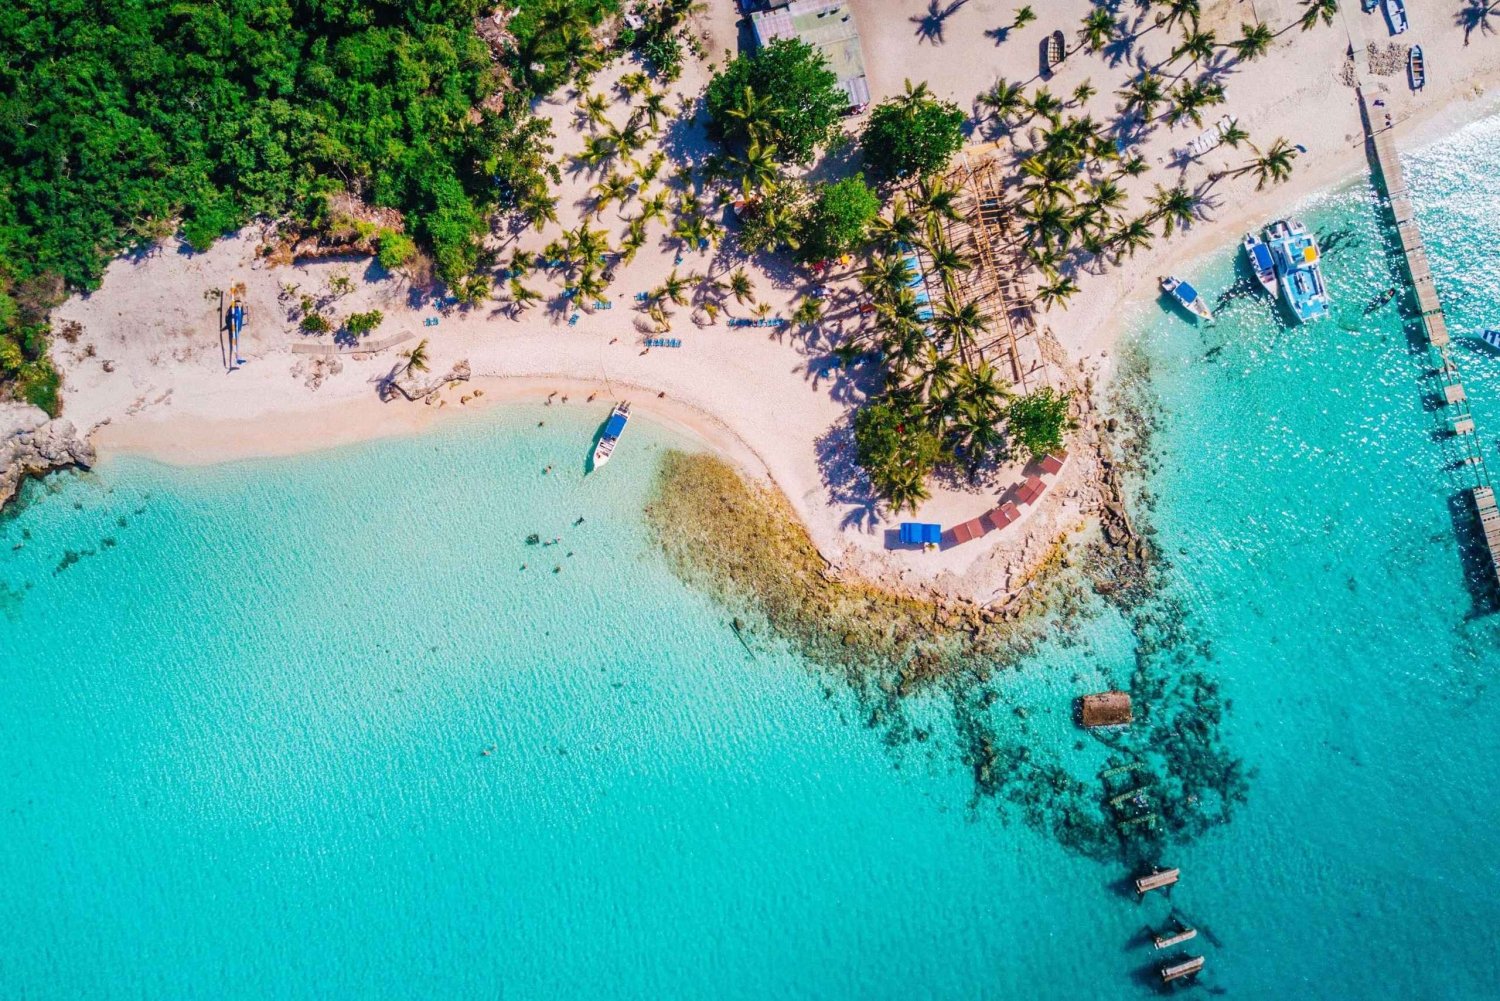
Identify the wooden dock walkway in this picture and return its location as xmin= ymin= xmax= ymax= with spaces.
xmin=1357 ymin=81 xmax=1500 ymax=589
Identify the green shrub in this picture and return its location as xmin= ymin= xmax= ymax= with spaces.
xmin=377 ymin=230 xmax=416 ymax=270
xmin=343 ymin=310 xmax=384 ymax=337
xmin=797 ymin=174 xmax=880 ymax=263
xmin=300 ymin=314 xmax=331 ymax=334
xmin=861 ymin=84 xmax=967 ymax=181
xmin=1006 ymin=387 xmax=1076 ymax=458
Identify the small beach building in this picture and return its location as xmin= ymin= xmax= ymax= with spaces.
xmin=750 ymin=0 xmax=870 ymax=113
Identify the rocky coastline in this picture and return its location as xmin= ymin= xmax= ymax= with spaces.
xmin=0 ymin=404 xmax=95 ymax=512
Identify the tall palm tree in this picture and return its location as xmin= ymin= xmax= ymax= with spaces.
xmin=932 ymin=297 xmax=986 ymax=360
xmin=915 ymin=178 xmax=965 ymax=224
xmin=1215 ymin=137 xmax=1300 ymax=188
xmin=1035 ymin=275 xmax=1080 ymax=309
xmin=1168 ymin=27 xmax=1218 ymax=71
xmin=1149 ymin=184 xmax=1199 ymax=236
xmin=1071 ymin=80 xmax=1097 ymax=107
xmin=591 ymin=173 xmax=633 ymax=216
xmin=1289 ymin=0 xmax=1339 ymax=35
xmin=1012 ymin=5 xmax=1037 ymax=30
xmin=401 ymin=338 xmax=430 ymax=377
xmin=578 ymin=92 xmax=610 ymax=129
xmin=1156 ymin=0 xmax=1202 ymax=33
xmin=732 ymin=137 xmax=780 ymax=196
xmin=1025 ymin=87 xmax=1066 ymax=125
xmin=1109 ymin=216 xmax=1155 ymax=258
xmin=1218 ymin=122 xmax=1251 ymax=149
xmin=791 ymin=296 xmax=825 ymax=329
xmin=617 ymin=71 xmax=650 ymax=99
xmin=507 ymin=278 xmax=543 ymax=314
xmin=1078 ymin=8 xmax=1116 ymax=52
xmin=728 ymin=268 xmax=756 ymax=305
xmin=576 ymin=134 xmax=616 ymax=174
xmin=724 ymin=85 xmax=783 ymax=144
xmin=872 ymin=199 xmax=923 ymax=251
xmin=1119 ymin=71 xmax=1168 ymax=121
xmin=638 ymin=191 xmax=670 ymax=226
xmin=978 ymin=78 xmax=1027 ymax=127
xmin=653 ymin=269 xmax=692 ymax=307
xmin=946 ymin=362 xmax=1010 ymax=461
xmin=1167 ymin=78 xmax=1225 ymax=126
xmin=1227 ymin=21 xmax=1274 ymax=61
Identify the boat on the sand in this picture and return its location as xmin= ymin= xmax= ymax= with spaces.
xmin=1385 ymin=0 xmax=1408 ymax=34
xmin=1408 ymin=44 xmax=1425 ymax=91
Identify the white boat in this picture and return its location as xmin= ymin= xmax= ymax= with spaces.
xmin=1264 ymin=219 xmax=1330 ymax=323
xmin=1385 ymin=0 xmax=1408 ymax=35
xmin=1160 ymin=275 xmax=1214 ymax=322
xmin=1243 ymin=233 xmax=1278 ymax=296
xmin=1478 ymin=329 xmax=1500 ymax=351
xmin=592 ymin=401 xmax=631 ymax=468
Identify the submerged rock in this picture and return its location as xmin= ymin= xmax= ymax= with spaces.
xmin=0 ymin=404 xmax=95 ymax=512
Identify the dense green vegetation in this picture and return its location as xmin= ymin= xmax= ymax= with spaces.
xmin=1006 ymin=388 xmax=1075 ymax=459
xmin=703 ymin=39 xmax=846 ymax=164
xmin=860 ymin=82 xmax=966 ymax=182
xmin=0 ymin=0 xmax=578 ymax=412
xmin=796 ymin=175 xmax=879 ymax=264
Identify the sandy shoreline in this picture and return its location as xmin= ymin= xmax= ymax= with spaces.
xmin=45 ymin=0 xmax=1500 ymax=606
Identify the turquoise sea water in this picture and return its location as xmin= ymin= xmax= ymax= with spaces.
xmin=6 ymin=114 xmax=1500 ymax=998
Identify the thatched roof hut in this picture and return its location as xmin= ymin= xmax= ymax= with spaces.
xmin=1078 ymin=691 xmax=1133 ymax=727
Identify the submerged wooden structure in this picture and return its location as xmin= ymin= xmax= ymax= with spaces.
xmin=1154 ymin=925 xmax=1198 ymax=950
xmin=1355 ymin=65 xmax=1500 ymax=590
xmin=924 ymin=145 xmax=1049 ymax=392
xmin=1135 ymin=867 xmax=1180 ymax=894
xmin=1078 ymin=690 xmax=1133 ymax=727
xmin=1160 ymin=956 xmax=1205 ymax=983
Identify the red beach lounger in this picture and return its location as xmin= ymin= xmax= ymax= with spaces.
xmin=1040 ymin=453 xmax=1066 ymax=475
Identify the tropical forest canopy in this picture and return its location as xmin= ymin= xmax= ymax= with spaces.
xmin=0 ymin=0 xmax=609 ymax=411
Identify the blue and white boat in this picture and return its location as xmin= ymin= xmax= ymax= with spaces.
xmin=1243 ymin=232 xmax=1278 ymax=296
xmin=1385 ymin=0 xmax=1408 ymax=35
xmin=1264 ymin=219 xmax=1330 ymax=323
xmin=592 ymin=401 xmax=631 ymax=468
xmin=1478 ymin=329 xmax=1500 ymax=352
xmin=1160 ymin=275 xmax=1214 ymax=322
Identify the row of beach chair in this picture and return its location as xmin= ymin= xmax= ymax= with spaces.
xmin=644 ymin=338 xmax=682 ymax=348
xmin=728 ymin=317 xmax=788 ymax=328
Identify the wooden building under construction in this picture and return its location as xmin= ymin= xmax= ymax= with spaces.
xmin=918 ymin=143 xmax=1052 ymax=392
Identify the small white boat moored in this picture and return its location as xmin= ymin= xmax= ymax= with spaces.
xmin=1160 ymin=275 xmax=1214 ymax=322
xmin=1243 ymin=232 xmax=1278 ymax=296
xmin=592 ymin=401 xmax=631 ymax=469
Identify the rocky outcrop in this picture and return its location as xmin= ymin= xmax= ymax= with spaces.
xmin=0 ymin=404 xmax=95 ymax=511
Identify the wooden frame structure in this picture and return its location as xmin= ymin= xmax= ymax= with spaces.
xmin=919 ymin=143 xmax=1050 ymax=393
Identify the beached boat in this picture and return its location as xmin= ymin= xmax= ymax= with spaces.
xmin=1385 ymin=0 xmax=1408 ymax=34
xmin=1361 ymin=0 xmax=1378 ymax=11
xmin=1159 ymin=275 xmax=1214 ymax=322
xmin=1243 ymin=232 xmax=1278 ymax=296
xmin=1044 ymin=30 xmax=1065 ymax=73
xmin=592 ymin=401 xmax=630 ymax=468
xmin=1264 ymin=219 xmax=1330 ymax=323
xmin=1408 ymin=44 xmax=1425 ymax=90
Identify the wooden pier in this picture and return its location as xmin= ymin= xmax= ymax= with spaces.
xmin=1160 ymin=956 xmax=1205 ymax=983
xmin=1357 ymin=78 xmax=1500 ymax=589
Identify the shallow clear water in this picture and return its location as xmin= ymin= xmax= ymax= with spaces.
xmin=5 ymin=116 xmax=1500 ymax=998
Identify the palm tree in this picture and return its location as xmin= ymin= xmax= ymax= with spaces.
xmin=751 ymin=300 xmax=773 ymax=320
xmin=1227 ymin=21 xmax=1274 ymax=61
xmin=1149 ymin=183 xmax=1199 ymax=236
xmin=724 ymin=85 xmax=783 ymax=144
xmin=872 ymin=199 xmax=923 ymax=251
xmin=1168 ymin=28 xmax=1218 ymax=71
xmin=1216 ymin=137 xmax=1300 ymax=188
xmin=925 ymin=237 xmax=972 ymax=293
xmin=1012 ymin=5 xmax=1036 ymax=30
xmin=861 ymin=255 xmax=916 ymax=298
xmin=1034 ymin=275 xmax=1079 ymax=309
xmin=1168 ymin=79 xmax=1225 ymax=127
xmin=634 ymin=150 xmax=667 ymax=186
xmin=728 ymin=267 xmax=756 ymax=305
xmin=617 ymin=71 xmax=650 ymax=99
xmin=1025 ymin=87 xmax=1066 ymax=125
xmin=1218 ymin=122 xmax=1251 ymax=149
xmin=507 ymin=278 xmax=543 ymax=314
xmin=791 ymin=296 xmax=825 ymax=329
xmin=1078 ymin=8 xmax=1116 ymax=52
xmin=1290 ymin=0 xmax=1339 ymax=34
xmin=578 ymin=92 xmax=610 ymax=129
xmin=591 ymin=173 xmax=632 ymax=216
xmin=401 ymin=338 xmax=430 ymax=377
xmin=1156 ymin=0 xmax=1202 ymax=33
xmin=1115 ymin=154 xmax=1150 ymax=178
xmin=1071 ymin=80 xmax=1097 ymax=107
xmin=915 ymin=178 xmax=964 ymax=224
xmin=520 ymin=190 xmax=560 ymax=233
xmin=932 ymin=297 xmax=986 ymax=359
xmin=1119 ymin=71 xmax=1168 ymax=121
xmin=978 ymin=77 xmax=1027 ymax=127
xmin=576 ymin=134 xmax=616 ymax=174
xmin=653 ymin=269 xmax=692 ymax=307
xmin=732 ymin=137 xmax=780 ymax=196
xmin=1109 ymin=217 xmax=1155 ymax=258
xmin=574 ymin=267 xmax=609 ymax=306
xmin=638 ymin=191 xmax=670 ymax=226
xmin=640 ymin=89 xmax=671 ymax=131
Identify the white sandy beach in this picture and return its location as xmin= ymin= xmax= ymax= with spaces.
xmin=51 ymin=0 xmax=1500 ymax=604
